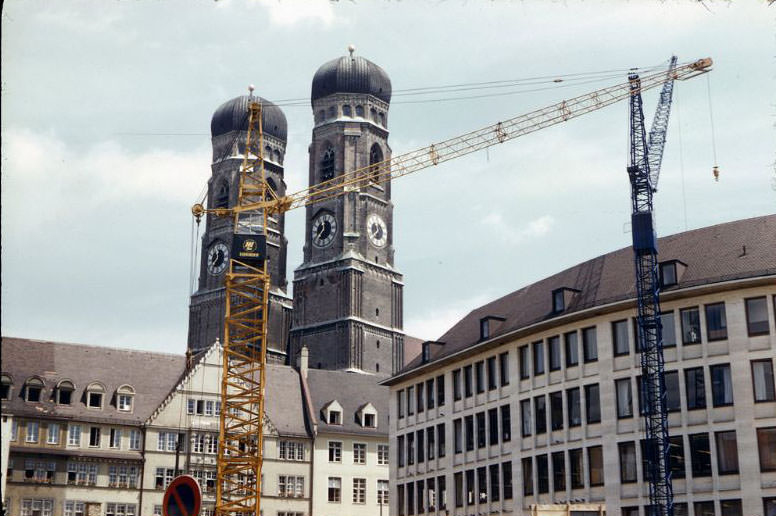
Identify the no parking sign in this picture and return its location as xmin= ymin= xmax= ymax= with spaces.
xmin=163 ymin=475 xmax=202 ymax=516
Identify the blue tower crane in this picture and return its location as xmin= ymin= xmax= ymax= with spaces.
xmin=628 ymin=56 xmax=678 ymax=516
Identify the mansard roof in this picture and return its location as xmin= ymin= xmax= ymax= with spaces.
xmin=0 ymin=337 xmax=185 ymax=425
xmin=386 ymin=214 xmax=776 ymax=384
xmin=305 ymin=368 xmax=389 ymax=437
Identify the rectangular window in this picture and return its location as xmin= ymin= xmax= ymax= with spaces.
xmin=205 ymin=400 xmax=214 ymax=416
xmin=548 ymin=336 xmax=561 ymax=371
xmin=519 ymin=345 xmax=530 ymax=379
xmin=453 ymin=369 xmax=462 ymax=401
xmin=616 ymin=378 xmax=633 ymax=418
xmin=685 ymin=367 xmax=706 ymax=410
xmin=416 ymin=383 xmax=424 ymax=413
xmin=21 ymin=499 xmax=54 ymax=516
xmin=438 ymin=475 xmax=447 ymax=510
xmin=669 ymin=435 xmax=685 ymax=479
xmin=465 ymin=415 xmax=474 ymax=451
xmin=715 ymin=430 xmax=739 ymax=474
xmin=328 ymin=477 xmax=341 ymax=502
xmin=64 ymin=501 xmax=86 ymax=516
xmin=11 ymin=420 xmax=18 ymax=441
xmin=619 ymin=441 xmax=637 ymax=483
xmin=88 ymin=427 xmax=100 ymax=447
xmin=745 ymin=296 xmax=770 ymax=336
xmin=397 ymin=435 xmax=405 ymax=467
xmin=464 ymin=365 xmax=473 ymax=397
xmin=397 ymin=390 xmax=405 ymax=419
xmin=502 ymin=461 xmax=513 ymax=500
xmin=588 ymin=445 xmax=604 ymax=486
xmin=187 ymin=399 xmax=195 ymax=415
xmin=521 ymin=457 xmax=533 ymax=496
xmin=552 ymin=451 xmax=565 ymax=491
xmin=689 ymin=433 xmax=712 ymax=477
xmin=407 ymin=433 xmax=415 ymax=465
xmin=569 ymin=448 xmax=583 ymax=488
xmin=475 ymin=361 xmax=485 ymax=394
xmin=489 ymin=463 xmax=500 ymax=502
xmin=377 ymin=479 xmax=389 ymax=506
xmin=757 ymin=427 xmax=776 ymax=472
xmin=585 ymin=383 xmax=601 ymax=423
xmin=534 ymin=395 xmax=546 ymax=434
xmin=694 ymin=502 xmax=714 ymax=516
xmin=109 ymin=429 xmax=121 ymax=449
xmin=476 ymin=467 xmax=487 ymax=503
xmin=407 ymin=386 xmax=415 ymax=415
xmin=720 ymin=500 xmax=742 ymax=516
xmin=26 ymin=422 xmax=39 ymax=443
xmin=705 ymin=302 xmax=728 ymax=340
xmin=763 ymin=498 xmax=776 ymax=516
xmin=47 ymin=423 xmax=59 ymax=444
xmin=710 ymin=364 xmax=734 ymax=406
xmin=378 ymin=444 xmax=389 ymax=465
xmin=487 ymin=409 xmax=498 ymax=446
xmin=353 ymin=443 xmax=366 ymax=464
xmin=567 ymin=387 xmax=581 ymax=427
xmin=550 ymin=391 xmax=563 ymax=431
xmin=487 ymin=356 xmax=498 ymax=390
xmin=426 ymin=379 xmax=435 ymax=410
xmin=536 ymin=454 xmax=549 ymax=494
xmin=499 ymin=352 xmax=509 ymax=386
xmin=564 ymin=331 xmax=578 ymax=367
xmin=437 ymin=375 xmax=446 ymax=406
xmin=612 ymin=319 xmax=629 ymax=356
xmin=521 ymin=399 xmax=532 ymax=437
xmin=665 ymin=371 xmax=681 ymax=412
xmin=328 ymin=441 xmax=342 ymax=463
xmin=660 ymin=262 xmax=677 ymax=286
xmin=437 ymin=423 xmax=446 ymax=457
xmin=661 ymin=311 xmax=676 ymax=347
xmin=352 ymin=477 xmax=366 ymax=504
xmin=417 ymin=430 xmax=425 ymax=463
xmin=582 ymin=326 xmax=598 ymax=362
xmin=398 ymin=484 xmax=406 ymax=516
xmin=681 ymin=307 xmax=701 ymax=344
xmin=533 ymin=341 xmax=545 ymax=375
xmin=454 ymin=419 xmax=462 ymax=454
xmin=501 ymin=405 xmax=511 ymax=442
xmin=427 ymin=427 xmax=435 ymax=460
xmin=454 ymin=472 xmax=463 ymax=508
xmin=465 ymin=469 xmax=474 ymax=506
xmin=752 ymin=359 xmax=776 ymax=402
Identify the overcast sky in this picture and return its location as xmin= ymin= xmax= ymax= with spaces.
xmin=2 ymin=0 xmax=774 ymax=354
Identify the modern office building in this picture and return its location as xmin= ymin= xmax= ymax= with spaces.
xmin=384 ymin=215 xmax=776 ymax=516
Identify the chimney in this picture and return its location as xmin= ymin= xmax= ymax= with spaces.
xmin=297 ymin=346 xmax=309 ymax=378
xmin=185 ymin=348 xmax=194 ymax=371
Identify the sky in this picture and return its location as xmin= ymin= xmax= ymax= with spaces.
xmin=1 ymin=0 xmax=774 ymax=354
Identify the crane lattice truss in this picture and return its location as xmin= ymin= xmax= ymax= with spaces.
xmin=201 ymin=57 xmax=712 ymax=516
xmin=215 ymin=102 xmax=269 ymax=516
xmin=628 ymin=71 xmax=673 ymax=515
xmin=647 ymin=56 xmax=678 ymax=190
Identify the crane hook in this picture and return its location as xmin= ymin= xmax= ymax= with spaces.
xmin=712 ymin=166 xmax=720 ymax=182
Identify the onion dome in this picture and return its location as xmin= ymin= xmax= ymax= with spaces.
xmin=311 ymin=47 xmax=391 ymax=104
xmin=210 ymin=95 xmax=287 ymax=141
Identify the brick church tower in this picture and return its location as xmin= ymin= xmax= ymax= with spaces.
xmin=289 ymin=48 xmax=405 ymax=374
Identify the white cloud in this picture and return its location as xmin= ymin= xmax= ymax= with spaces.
xmin=481 ymin=213 xmax=555 ymax=245
xmin=405 ymin=293 xmax=494 ymax=341
xmin=252 ymin=0 xmax=336 ymax=27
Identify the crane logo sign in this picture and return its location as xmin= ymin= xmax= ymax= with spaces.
xmin=233 ymin=234 xmax=267 ymax=266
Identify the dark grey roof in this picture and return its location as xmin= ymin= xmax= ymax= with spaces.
xmin=388 ymin=215 xmax=776 ymax=383
xmin=311 ymin=55 xmax=391 ymax=104
xmin=0 ymin=337 xmax=185 ymax=425
xmin=403 ymin=335 xmax=424 ymax=366
xmin=10 ymin=445 xmax=143 ymax=462
xmin=305 ymin=368 xmax=389 ymax=437
xmin=211 ymin=95 xmax=287 ymax=141
xmin=264 ymin=364 xmax=310 ymax=437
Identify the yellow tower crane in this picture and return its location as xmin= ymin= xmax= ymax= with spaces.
xmin=191 ymin=57 xmax=712 ymax=516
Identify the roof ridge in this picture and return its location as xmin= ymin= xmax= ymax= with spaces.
xmin=1 ymin=336 xmax=184 ymax=358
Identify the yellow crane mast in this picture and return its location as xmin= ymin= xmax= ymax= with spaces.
xmin=192 ymin=57 xmax=712 ymax=516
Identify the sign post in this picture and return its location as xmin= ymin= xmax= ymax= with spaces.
xmin=163 ymin=475 xmax=202 ymax=516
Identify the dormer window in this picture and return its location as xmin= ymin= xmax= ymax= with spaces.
xmin=329 ymin=410 xmax=341 ymax=425
xmin=56 ymin=380 xmax=75 ymax=405
xmin=479 ymin=317 xmax=505 ymax=341
xmin=552 ymin=287 xmax=580 ymax=314
xmin=116 ymin=385 xmax=135 ymax=412
xmin=422 ymin=342 xmax=431 ymax=363
xmin=86 ymin=383 xmax=105 ymax=409
xmin=24 ymin=378 xmax=44 ymax=402
xmin=1 ymin=374 xmax=12 ymax=400
xmin=364 ymin=413 xmax=376 ymax=428
xmin=660 ymin=262 xmax=676 ymax=287
xmin=357 ymin=402 xmax=378 ymax=428
xmin=323 ymin=400 xmax=343 ymax=425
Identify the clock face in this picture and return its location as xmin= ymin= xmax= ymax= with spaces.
xmin=367 ymin=213 xmax=388 ymax=248
xmin=207 ymin=242 xmax=229 ymax=275
xmin=312 ymin=213 xmax=337 ymax=248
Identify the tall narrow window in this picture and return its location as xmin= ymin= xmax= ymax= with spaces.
xmin=519 ymin=346 xmax=530 ymax=379
xmin=715 ymin=430 xmax=739 ymax=474
xmin=533 ymin=341 xmax=545 ymax=375
xmin=417 ymin=430 xmax=425 ymax=463
xmin=476 ymin=467 xmax=487 ymax=503
xmin=454 ymin=419 xmax=462 ymax=454
xmin=465 ymin=415 xmax=474 ymax=451
xmin=522 ymin=457 xmax=533 ymax=496
xmin=437 ymin=423 xmax=446 ymax=457
xmin=582 ymin=326 xmax=598 ymax=362
xmin=681 ymin=307 xmax=701 ymax=344
xmin=616 ymin=378 xmax=633 ymax=418
xmin=565 ymin=331 xmax=579 ymax=367
xmin=437 ymin=375 xmax=446 ymax=406
xmin=368 ymin=144 xmax=382 ymax=183
xmin=587 ymin=445 xmax=604 ymax=486
xmin=487 ymin=409 xmax=498 ymax=446
xmin=453 ymin=369 xmax=462 ymax=401
xmin=660 ymin=311 xmax=676 ymax=347
xmin=567 ymin=387 xmax=581 ymax=427
xmin=669 ymin=435 xmax=685 ymax=479
xmin=705 ymin=302 xmax=728 ymax=341
xmin=585 ymin=383 xmax=601 ymax=423
xmin=500 ymin=405 xmax=511 ymax=442
xmin=550 ymin=391 xmax=564 ymax=431
xmin=407 ymin=433 xmax=415 ymax=465
xmin=689 ymin=433 xmax=712 ymax=477
xmin=552 ymin=451 xmax=566 ymax=491
xmin=745 ymin=297 xmax=770 ymax=336
xmin=397 ymin=390 xmax=405 ymax=419
xmin=521 ymin=399 xmax=532 ymax=437
xmin=665 ymin=371 xmax=681 ymax=412
xmin=407 ymin=386 xmax=415 ymax=416
xmin=499 ymin=352 xmax=510 ymax=386
xmin=619 ymin=441 xmax=637 ymax=483
xmin=416 ymin=383 xmax=424 ymax=413
xmin=487 ymin=356 xmax=498 ymax=390
xmin=475 ymin=361 xmax=485 ymax=394
xmin=454 ymin=472 xmax=463 ymax=507
xmin=548 ymin=336 xmax=561 ymax=371
xmin=536 ymin=455 xmax=549 ymax=493
xmin=214 ymin=180 xmax=229 ymax=208
xmin=426 ymin=379 xmax=435 ymax=410
xmin=569 ymin=448 xmax=584 ymax=489
xmin=710 ymin=364 xmax=734 ymax=406
xmin=489 ymin=464 xmax=500 ymax=502
xmin=427 ymin=427 xmax=435 ymax=460
xmin=752 ymin=359 xmax=776 ymax=402
xmin=397 ymin=435 xmax=405 ymax=467
xmin=756 ymin=427 xmax=776 ymax=472
xmin=320 ymin=147 xmax=335 ymax=181
xmin=685 ymin=367 xmax=706 ymax=410
xmin=534 ymin=395 xmax=546 ymax=435
xmin=464 ymin=366 xmax=473 ymax=397
xmin=502 ymin=461 xmax=513 ymax=500
xmin=612 ymin=320 xmax=629 ymax=356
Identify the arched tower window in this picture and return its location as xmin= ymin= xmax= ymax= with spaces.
xmin=214 ymin=180 xmax=229 ymax=209
xmin=369 ymin=144 xmax=383 ymax=183
xmin=379 ymin=112 xmax=386 ymax=126
xmin=321 ymin=146 xmax=336 ymax=182
xmin=343 ymin=105 xmax=352 ymax=117
xmin=355 ymin=105 xmax=364 ymax=117
xmin=266 ymin=177 xmax=278 ymax=201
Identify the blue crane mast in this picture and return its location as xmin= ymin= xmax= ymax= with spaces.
xmin=627 ymin=56 xmax=678 ymax=516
